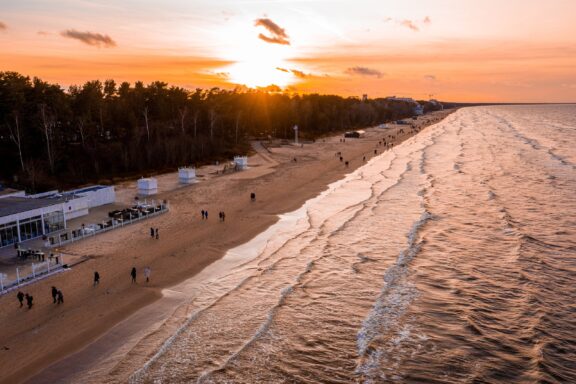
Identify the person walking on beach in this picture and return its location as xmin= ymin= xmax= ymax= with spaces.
xmin=94 ymin=271 xmax=100 ymax=286
xmin=155 ymin=228 xmax=159 ymax=240
xmin=51 ymin=286 xmax=58 ymax=303
xmin=131 ymin=267 xmax=137 ymax=283
xmin=17 ymin=291 xmax=24 ymax=307
xmin=144 ymin=267 xmax=151 ymax=283
xmin=25 ymin=293 xmax=33 ymax=309
xmin=250 ymin=192 xmax=256 ymax=202
xmin=56 ymin=290 xmax=64 ymax=304
xmin=201 ymin=210 xmax=205 ymax=220
xmin=204 ymin=211 xmax=208 ymax=220
xmin=150 ymin=227 xmax=154 ymax=238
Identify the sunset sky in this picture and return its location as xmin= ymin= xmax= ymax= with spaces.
xmin=1 ymin=0 xmax=575 ymax=102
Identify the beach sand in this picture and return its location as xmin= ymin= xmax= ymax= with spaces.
xmin=0 ymin=110 xmax=453 ymax=384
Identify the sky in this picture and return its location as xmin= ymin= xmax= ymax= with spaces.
xmin=1 ymin=0 xmax=575 ymax=102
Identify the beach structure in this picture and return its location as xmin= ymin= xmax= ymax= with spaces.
xmin=234 ymin=156 xmax=248 ymax=170
xmin=137 ymin=178 xmax=158 ymax=196
xmin=178 ymin=167 xmax=197 ymax=184
xmin=414 ymin=104 xmax=424 ymax=115
xmin=344 ymin=130 xmax=366 ymax=138
xmin=0 ymin=185 xmax=116 ymax=248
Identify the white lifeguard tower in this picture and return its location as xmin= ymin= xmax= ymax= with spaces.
xmin=234 ymin=156 xmax=248 ymax=170
xmin=178 ymin=167 xmax=197 ymax=184
xmin=137 ymin=177 xmax=158 ymax=196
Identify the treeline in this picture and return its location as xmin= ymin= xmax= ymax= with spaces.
xmin=0 ymin=71 xmax=440 ymax=191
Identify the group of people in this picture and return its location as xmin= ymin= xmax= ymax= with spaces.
xmin=51 ymin=286 xmax=64 ymax=304
xmin=16 ymin=291 xmax=34 ymax=309
xmin=15 ymin=265 xmax=151 ymax=309
xmin=200 ymin=210 xmax=209 ymax=220
xmin=131 ymin=266 xmax=151 ymax=283
xmin=218 ymin=211 xmax=226 ymax=222
xmin=149 ymin=227 xmax=159 ymax=239
xmin=15 ymin=287 xmax=62 ymax=309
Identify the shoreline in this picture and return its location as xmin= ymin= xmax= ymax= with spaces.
xmin=0 ymin=110 xmax=455 ymax=384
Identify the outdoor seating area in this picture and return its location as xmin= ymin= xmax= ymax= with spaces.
xmin=108 ymin=203 xmax=163 ymax=221
xmin=16 ymin=248 xmax=45 ymax=261
xmin=45 ymin=202 xmax=168 ymax=248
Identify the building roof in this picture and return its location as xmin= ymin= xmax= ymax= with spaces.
xmin=0 ymin=197 xmax=66 ymax=218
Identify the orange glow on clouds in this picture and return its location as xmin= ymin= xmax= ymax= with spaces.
xmin=0 ymin=0 xmax=575 ymax=102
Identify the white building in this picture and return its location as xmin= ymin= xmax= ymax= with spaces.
xmin=414 ymin=104 xmax=424 ymax=115
xmin=0 ymin=185 xmax=116 ymax=248
xmin=0 ymin=197 xmax=67 ymax=247
xmin=178 ymin=167 xmax=197 ymax=184
xmin=138 ymin=178 xmax=158 ymax=196
xmin=234 ymin=156 xmax=248 ymax=170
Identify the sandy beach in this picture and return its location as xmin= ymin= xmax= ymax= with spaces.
xmin=0 ymin=110 xmax=453 ymax=384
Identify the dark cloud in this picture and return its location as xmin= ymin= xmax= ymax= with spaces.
xmin=214 ymin=72 xmax=230 ymax=79
xmin=0 ymin=22 xmax=7 ymax=31
xmin=276 ymin=67 xmax=311 ymax=78
xmin=290 ymin=69 xmax=308 ymax=79
xmin=400 ymin=20 xmax=419 ymax=31
xmin=345 ymin=66 xmax=384 ymax=79
xmin=254 ymin=18 xmax=290 ymax=45
xmin=60 ymin=29 xmax=116 ymax=47
xmin=424 ymin=75 xmax=436 ymax=81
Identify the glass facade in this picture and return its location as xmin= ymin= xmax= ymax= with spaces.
xmin=19 ymin=215 xmax=42 ymax=241
xmin=43 ymin=211 xmax=64 ymax=234
xmin=0 ymin=221 xmax=19 ymax=247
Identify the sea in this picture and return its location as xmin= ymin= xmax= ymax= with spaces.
xmin=130 ymin=105 xmax=576 ymax=383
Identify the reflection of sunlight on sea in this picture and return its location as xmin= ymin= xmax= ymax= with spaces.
xmin=133 ymin=105 xmax=576 ymax=384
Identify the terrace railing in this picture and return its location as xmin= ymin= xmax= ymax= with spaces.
xmin=48 ymin=204 xmax=169 ymax=248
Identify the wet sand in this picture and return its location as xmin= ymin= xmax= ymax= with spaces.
xmin=0 ymin=110 xmax=453 ymax=384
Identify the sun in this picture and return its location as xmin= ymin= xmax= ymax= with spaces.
xmin=226 ymin=60 xmax=292 ymax=88
xmin=213 ymin=24 xmax=296 ymax=88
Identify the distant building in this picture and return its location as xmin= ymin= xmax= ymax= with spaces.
xmin=413 ymin=104 xmax=424 ymax=115
xmin=429 ymin=99 xmax=444 ymax=110
xmin=386 ymin=96 xmax=424 ymax=115
xmin=344 ymin=130 xmax=366 ymax=138
xmin=385 ymin=96 xmax=416 ymax=103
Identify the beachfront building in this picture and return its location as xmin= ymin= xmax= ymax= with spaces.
xmin=0 ymin=185 xmax=115 ymax=248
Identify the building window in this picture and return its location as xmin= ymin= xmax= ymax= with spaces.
xmin=19 ymin=215 xmax=42 ymax=241
xmin=43 ymin=211 xmax=64 ymax=234
xmin=0 ymin=221 xmax=19 ymax=247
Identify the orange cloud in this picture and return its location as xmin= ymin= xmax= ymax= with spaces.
xmin=345 ymin=66 xmax=384 ymax=78
xmin=0 ymin=21 xmax=7 ymax=31
xmin=400 ymin=20 xmax=419 ymax=31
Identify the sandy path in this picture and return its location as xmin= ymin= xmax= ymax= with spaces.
xmin=0 ymin=110 xmax=453 ymax=384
